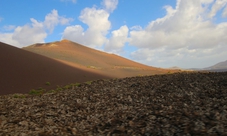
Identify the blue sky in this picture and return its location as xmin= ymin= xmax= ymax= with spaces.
xmin=0 ymin=0 xmax=227 ymax=68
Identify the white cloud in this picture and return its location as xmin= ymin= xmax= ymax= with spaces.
xmin=0 ymin=33 xmax=19 ymax=46
xmin=0 ymin=23 xmax=47 ymax=47
xmin=44 ymin=9 xmax=73 ymax=33
xmin=60 ymin=0 xmax=77 ymax=4
xmin=130 ymin=44 xmax=227 ymax=68
xmin=130 ymin=25 xmax=143 ymax=31
xmin=62 ymin=2 xmax=115 ymax=48
xmin=222 ymin=5 xmax=227 ymax=17
xmin=0 ymin=9 xmax=72 ymax=47
xmin=3 ymin=25 xmax=16 ymax=31
xmin=12 ymin=25 xmax=47 ymax=46
xmin=128 ymin=0 xmax=227 ymax=68
xmin=79 ymin=7 xmax=111 ymax=33
xmin=104 ymin=25 xmax=128 ymax=53
xmin=102 ymin=0 xmax=118 ymax=12
xmin=0 ymin=17 xmax=3 ymax=22
xmin=209 ymin=0 xmax=227 ymax=18
xmin=62 ymin=25 xmax=84 ymax=43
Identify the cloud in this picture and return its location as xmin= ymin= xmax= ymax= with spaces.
xmin=12 ymin=25 xmax=47 ymax=46
xmin=104 ymin=25 xmax=129 ymax=53
xmin=128 ymin=0 xmax=227 ymax=68
xmin=130 ymin=25 xmax=143 ymax=31
xmin=0 ymin=22 xmax=47 ymax=47
xmin=131 ymin=44 xmax=227 ymax=68
xmin=43 ymin=9 xmax=73 ymax=33
xmin=0 ymin=17 xmax=3 ymax=22
xmin=102 ymin=0 xmax=118 ymax=12
xmin=60 ymin=0 xmax=77 ymax=4
xmin=79 ymin=7 xmax=111 ymax=33
xmin=223 ymin=5 xmax=227 ymax=17
xmin=2 ymin=25 xmax=16 ymax=31
xmin=62 ymin=25 xmax=84 ymax=44
xmin=0 ymin=9 xmax=72 ymax=47
xmin=62 ymin=0 xmax=118 ymax=48
xmin=209 ymin=0 xmax=227 ymax=18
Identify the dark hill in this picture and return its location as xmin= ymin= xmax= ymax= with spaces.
xmin=0 ymin=42 xmax=110 ymax=95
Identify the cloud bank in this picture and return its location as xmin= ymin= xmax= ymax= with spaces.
xmin=0 ymin=10 xmax=72 ymax=47
xmin=61 ymin=0 xmax=227 ymax=68
xmin=129 ymin=0 xmax=227 ymax=68
xmin=104 ymin=25 xmax=129 ymax=53
xmin=102 ymin=0 xmax=118 ymax=13
xmin=62 ymin=0 xmax=119 ymax=48
xmin=62 ymin=7 xmax=111 ymax=48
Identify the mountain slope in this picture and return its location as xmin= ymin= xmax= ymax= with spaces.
xmin=23 ymin=39 xmax=172 ymax=77
xmin=204 ymin=60 xmax=227 ymax=71
xmin=0 ymin=42 xmax=110 ymax=95
xmin=188 ymin=60 xmax=227 ymax=72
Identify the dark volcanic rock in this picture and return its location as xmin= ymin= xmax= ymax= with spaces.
xmin=0 ymin=72 xmax=227 ymax=135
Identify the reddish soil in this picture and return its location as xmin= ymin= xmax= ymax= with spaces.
xmin=1 ymin=40 xmax=177 ymax=95
xmin=24 ymin=39 xmax=174 ymax=78
xmin=0 ymin=42 xmax=110 ymax=95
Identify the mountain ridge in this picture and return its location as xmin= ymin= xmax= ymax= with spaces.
xmin=204 ymin=60 xmax=227 ymax=70
xmin=0 ymin=40 xmax=174 ymax=95
xmin=0 ymin=41 xmax=110 ymax=95
xmin=24 ymin=39 xmax=172 ymax=78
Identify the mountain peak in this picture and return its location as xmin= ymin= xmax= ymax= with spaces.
xmin=60 ymin=39 xmax=71 ymax=43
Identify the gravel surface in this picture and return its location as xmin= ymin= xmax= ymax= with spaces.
xmin=0 ymin=72 xmax=227 ymax=135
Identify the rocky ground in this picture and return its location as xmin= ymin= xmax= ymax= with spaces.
xmin=0 ymin=72 xmax=227 ymax=135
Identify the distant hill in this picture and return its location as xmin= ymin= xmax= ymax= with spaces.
xmin=0 ymin=42 xmax=110 ymax=95
xmin=168 ymin=66 xmax=186 ymax=71
xmin=203 ymin=60 xmax=227 ymax=72
xmin=24 ymin=39 xmax=173 ymax=78
xmin=182 ymin=60 xmax=227 ymax=72
xmin=169 ymin=66 xmax=181 ymax=70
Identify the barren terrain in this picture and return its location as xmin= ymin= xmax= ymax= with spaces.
xmin=0 ymin=42 xmax=110 ymax=95
xmin=24 ymin=40 xmax=174 ymax=78
xmin=0 ymin=72 xmax=227 ymax=135
xmin=0 ymin=40 xmax=175 ymax=95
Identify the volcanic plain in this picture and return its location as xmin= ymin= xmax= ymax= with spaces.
xmin=0 ymin=72 xmax=227 ymax=135
xmin=1 ymin=40 xmax=227 ymax=135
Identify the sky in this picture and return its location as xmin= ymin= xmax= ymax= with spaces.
xmin=0 ymin=0 xmax=227 ymax=69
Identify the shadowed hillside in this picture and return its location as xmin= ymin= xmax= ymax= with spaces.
xmin=0 ymin=42 xmax=110 ymax=95
xmin=0 ymin=40 xmax=177 ymax=95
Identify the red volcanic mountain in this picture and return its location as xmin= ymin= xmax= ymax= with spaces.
xmin=0 ymin=40 xmax=174 ymax=95
xmin=24 ymin=39 xmax=170 ymax=78
xmin=0 ymin=42 xmax=110 ymax=95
